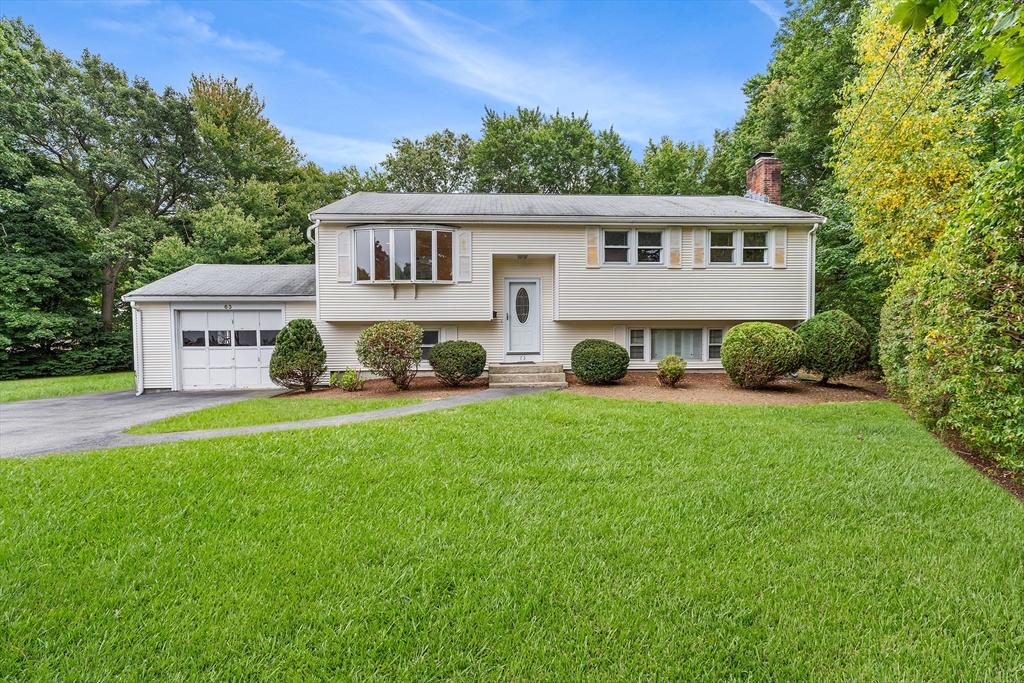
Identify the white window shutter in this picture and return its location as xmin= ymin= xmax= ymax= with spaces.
xmin=337 ymin=230 xmax=351 ymax=281
xmin=668 ymin=228 xmax=682 ymax=268
xmin=457 ymin=230 xmax=472 ymax=282
xmin=773 ymin=228 xmax=787 ymax=268
xmin=586 ymin=226 xmax=600 ymax=268
xmin=612 ymin=325 xmax=627 ymax=346
xmin=692 ymin=228 xmax=706 ymax=269
xmin=441 ymin=325 xmax=458 ymax=342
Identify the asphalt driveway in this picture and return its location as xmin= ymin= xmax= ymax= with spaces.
xmin=0 ymin=389 xmax=282 ymax=458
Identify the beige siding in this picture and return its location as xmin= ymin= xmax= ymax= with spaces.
xmin=317 ymin=223 xmax=813 ymax=323
xmin=285 ymin=301 xmax=317 ymax=321
xmin=137 ymin=302 xmax=172 ymax=390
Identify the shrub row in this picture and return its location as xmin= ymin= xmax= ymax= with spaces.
xmin=878 ymin=137 xmax=1024 ymax=470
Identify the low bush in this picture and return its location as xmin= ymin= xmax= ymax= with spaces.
xmin=428 ymin=340 xmax=486 ymax=386
xmin=333 ymin=367 xmax=364 ymax=392
xmin=269 ymin=319 xmax=327 ymax=392
xmin=356 ymin=321 xmax=422 ymax=390
xmin=797 ymin=310 xmax=871 ymax=384
xmin=721 ymin=322 xmax=803 ymax=389
xmin=571 ymin=339 xmax=629 ymax=385
xmin=656 ymin=355 xmax=687 ymax=387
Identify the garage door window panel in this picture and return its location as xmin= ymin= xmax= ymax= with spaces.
xmin=182 ymin=331 xmax=206 ymax=346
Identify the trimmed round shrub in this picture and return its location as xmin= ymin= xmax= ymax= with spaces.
xmin=428 ymin=340 xmax=486 ymax=387
xmin=571 ymin=339 xmax=629 ymax=385
xmin=356 ymin=320 xmax=422 ymax=390
xmin=797 ymin=310 xmax=870 ymax=384
xmin=656 ymin=354 xmax=687 ymax=388
xmin=269 ymin=319 xmax=327 ymax=392
xmin=333 ymin=367 xmax=364 ymax=392
xmin=720 ymin=322 xmax=803 ymax=389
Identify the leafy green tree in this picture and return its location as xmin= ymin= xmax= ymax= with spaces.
xmin=189 ymin=74 xmax=302 ymax=185
xmin=1 ymin=19 xmax=211 ymax=331
xmin=639 ymin=137 xmax=711 ymax=195
xmin=473 ymin=108 xmax=639 ymax=194
xmin=382 ymin=129 xmax=475 ymax=192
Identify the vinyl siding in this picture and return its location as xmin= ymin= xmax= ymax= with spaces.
xmin=285 ymin=301 xmax=317 ymax=321
xmin=317 ymin=223 xmax=813 ymax=323
xmin=137 ymin=301 xmax=172 ymax=390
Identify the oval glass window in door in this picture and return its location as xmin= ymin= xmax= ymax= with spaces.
xmin=515 ymin=287 xmax=530 ymax=323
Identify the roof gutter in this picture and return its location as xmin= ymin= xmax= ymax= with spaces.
xmin=307 ymin=214 xmax=825 ymax=227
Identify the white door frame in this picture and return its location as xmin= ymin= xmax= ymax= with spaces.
xmin=503 ymin=277 xmax=542 ymax=361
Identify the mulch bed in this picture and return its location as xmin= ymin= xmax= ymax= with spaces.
xmin=281 ymin=376 xmax=488 ymax=401
xmin=566 ymin=371 xmax=888 ymax=406
xmin=929 ymin=430 xmax=1024 ymax=504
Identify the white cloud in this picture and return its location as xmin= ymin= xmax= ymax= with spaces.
xmin=283 ymin=127 xmax=393 ymax=168
xmin=329 ymin=0 xmax=741 ymax=147
xmin=749 ymin=0 xmax=785 ymax=26
xmin=92 ymin=3 xmax=283 ymax=63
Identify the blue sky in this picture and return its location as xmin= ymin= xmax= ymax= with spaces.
xmin=4 ymin=0 xmax=788 ymax=170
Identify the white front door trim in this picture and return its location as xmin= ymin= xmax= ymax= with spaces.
xmin=503 ymin=277 xmax=542 ymax=361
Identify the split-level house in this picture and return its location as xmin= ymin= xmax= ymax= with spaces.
xmin=124 ymin=153 xmax=824 ymax=392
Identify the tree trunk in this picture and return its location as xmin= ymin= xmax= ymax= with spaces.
xmin=100 ymin=256 xmax=129 ymax=333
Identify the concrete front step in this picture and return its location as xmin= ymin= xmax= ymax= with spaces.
xmin=489 ymin=373 xmax=567 ymax=385
xmin=488 ymin=362 xmax=565 ymax=375
xmin=490 ymin=381 xmax=569 ymax=389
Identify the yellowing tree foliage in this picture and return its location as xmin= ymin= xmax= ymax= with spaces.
xmin=835 ymin=4 xmax=978 ymax=273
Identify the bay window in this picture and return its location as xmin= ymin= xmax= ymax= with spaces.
xmin=354 ymin=227 xmax=454 ymax=283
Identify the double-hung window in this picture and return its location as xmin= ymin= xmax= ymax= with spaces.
xmin=628 ymin=329 xmax=646 ymax=360
xmin=354 ymin=227 xmax=454 ymax=283
xmin=602 ymin=229 xmax=664 ymax=265
xmin=421 ymin=329 xmax=440 ymax=361
xmin=708 ymin=329 xmax=724 ymax=359
xmin=709 ymin=230 xmax=769 ymax=265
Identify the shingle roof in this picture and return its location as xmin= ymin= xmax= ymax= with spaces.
xmin=310 ymin=192 xmax=824 ymax=222
xmin=123 ymin=264 xmax=315 ymax=300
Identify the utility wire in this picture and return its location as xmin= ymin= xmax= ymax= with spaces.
xmin=799 ymin=27 xmax=911 ymax=210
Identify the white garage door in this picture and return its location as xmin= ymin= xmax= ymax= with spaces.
xmin=178 ymin=309 xmax=284 ymax=390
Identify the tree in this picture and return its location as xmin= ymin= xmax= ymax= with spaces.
xmin=188 ymin=74 xmax=302 ymax=185
xmin=382 ymin=129 xmax=475 ymax=192
xmin=834 ymin=4 xmax=979 ymax=274
xmin=1 ymin=20 xmax=211 ymax=331
xmin=639 ymin=137 xmax=711 ymax=195
xmin=472 ymin=108 xmax=639 ymax=194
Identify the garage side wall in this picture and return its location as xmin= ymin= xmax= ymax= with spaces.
xmin=137 ymin=302 xmax=173 ymax=390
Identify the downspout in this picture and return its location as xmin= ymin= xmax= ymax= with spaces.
xmin=306 ymin=219 xmax=321 ymax=321
xmin=130 ymin=301 xmax=144 ymax=396
xmin=807 ymin=221 xmax=821 ymax=320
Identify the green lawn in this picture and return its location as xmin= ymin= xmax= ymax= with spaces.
xmin=0 ymin=371 xmax=135 ymax=403
xmin=2 ymin=393 xmax=1022 ymax=680
xmin=126 ymin=396 xmax=422 ymax=434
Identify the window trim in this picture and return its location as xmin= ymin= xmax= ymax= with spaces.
xmin=601 ymin=228 xmax=665 ymax=266
xmin=352 ymin=227 xmax=455 ymax=284
xmin=624 ymin=326 xmax=730 ymax=363
xmin=707 ymin=230 xmax=772 ymax=267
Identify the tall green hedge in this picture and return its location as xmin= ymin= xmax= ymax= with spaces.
xmin=879 ymin=135 xmax=1024 ymax=471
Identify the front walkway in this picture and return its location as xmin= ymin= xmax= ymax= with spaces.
xmin=1 ymin=387 xmax=550 ymax=458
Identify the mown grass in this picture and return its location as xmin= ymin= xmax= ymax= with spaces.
xmin=0 ymin=371 xmax=135 ymax=403
xmin=2 ymin=393 xmax=1022 ymax=680
xmin=126 ymin=396 xmax=422 ymax=434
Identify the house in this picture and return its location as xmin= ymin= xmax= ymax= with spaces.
xmin=123 ymin=153 xmax=824 ymax=392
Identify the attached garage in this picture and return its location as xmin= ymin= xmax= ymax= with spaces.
xmin=123 ymin=264 xmax=316 ymax=393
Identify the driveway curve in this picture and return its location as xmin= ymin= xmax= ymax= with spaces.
xmin=0 ymin=389 xmax=281 ymax=458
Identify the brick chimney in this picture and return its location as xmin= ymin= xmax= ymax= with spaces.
xmin=745 ymin=152 xmax=782 ymax=205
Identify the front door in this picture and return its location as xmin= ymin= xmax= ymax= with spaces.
xmin=506 ymin=279 xmax=541 ymax=356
